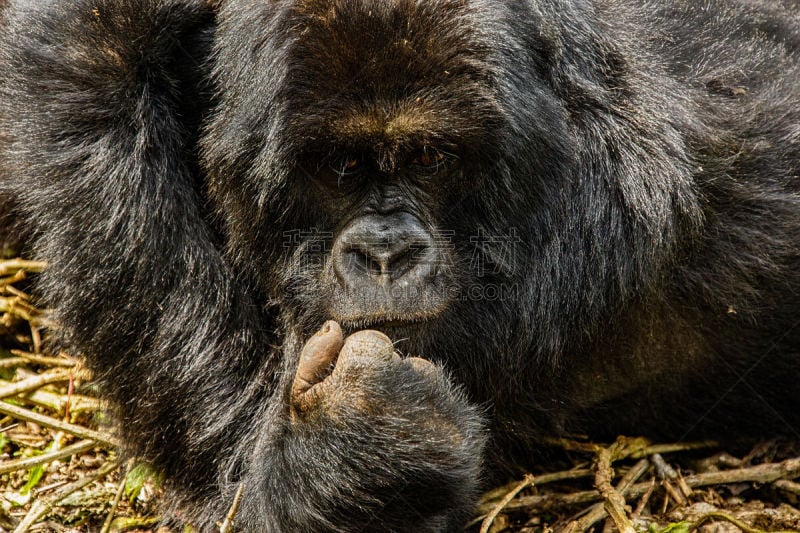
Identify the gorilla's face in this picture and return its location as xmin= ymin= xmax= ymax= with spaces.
xmin=284 ymin=10 xmax=502 ymax=330
xmin=205 ymin=1 xmax=514 ymax=330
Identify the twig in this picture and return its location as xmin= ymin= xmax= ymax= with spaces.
xmin=0 ymin=358 xmax=31 ymax=369
xmin=618 ymin=460 xmax=650 ymax=492
xmin=689 ymin=511 xmax=797 ymax=533
xmin=489 ymin=457 xmax=800 ymax=513
xmin=652 ymin=453 xmax=685 ymax=505
xmin=475 ymin=468 xmax=592 ymax=515
xmin=0 ymin=269 xmax=26 ymax=287
xmin=651 ymin=453 xmax=677 ymax=480
xmin=30 ymin=325 xmax=42 ymax=354
xmin=773 ymin=479 xmax=800 ymax=496
xmin=101 ymin=458 xmax=135 ymax=533
xmin=0 ymin=370 xmax=72 ymax=400
xmin=0 ymin=401 xmax=119 ymax=448
xmin=10 ymin=350 xmax=78 ymax=368
xmin=682 ymin=457 xmax=800 ymax=485
xmin=0 ymin=439 xmax=98 ymax=475
xmin=4 ymin=285 xmax=31 ymax=301
xmin=24 ymin=389 xmax=103 ymax=417
xmin=661 ymin=479 xmax=685 ymax=506
xmin=0 ymin=260 xmax=46 ymax=276
xmin=33 ymin=480 xmax=69 ymax=494
xmin=219 ymin=483 xmax=245 ymax=533
xmin=13 ymin=460 xmax=119 ymax=533
xmin=629 ymin=441 xmax=717 ymax=459
xmin=593 ymin=441 xmax=636 ymax=533
xmin=564 ymin=458 xmax=650 ymax=532
xmin=676 ymin=471 xmax=693 ymax=498
xmin=546 ymin=437 xmax=716 ymax=459
xmin=480 ymin=474 xmax=535 ymax=533
xmin=630 ymin=478 xmax=656 ymax=520
xmin=0 ymin=297 xmax=40 ymax=322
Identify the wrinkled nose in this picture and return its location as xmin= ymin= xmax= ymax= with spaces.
xmin=334 ymin=212 xmax=436 ymax=286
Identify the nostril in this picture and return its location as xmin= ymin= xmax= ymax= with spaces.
xmin=346 ymin=248 xmax=385 ymax=277
xmin=389 ymin=242 xmax=427 ymax=280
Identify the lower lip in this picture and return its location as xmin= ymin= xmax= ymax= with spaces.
xmin=339 ymin=316 xmax=428 ymax=331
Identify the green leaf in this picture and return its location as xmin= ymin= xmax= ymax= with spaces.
xmin=20 ymin=438 xmax=62 ymax=496
xmin=650 ymin=522 xmax=691 ymax=533
xmin=20 ymin=464 xmax=45 ymax=496
xmin=125 ymin=462 xmax=162 ymax=502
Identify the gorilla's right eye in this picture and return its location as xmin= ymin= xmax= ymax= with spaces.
xmin=332 ymin=156 xmax=364 ymax=177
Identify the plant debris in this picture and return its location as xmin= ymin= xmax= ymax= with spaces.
xmin=0 ymin=259 xmax=162 ymax=532
xmin=469 ymin=437 xmax=800 ymax=532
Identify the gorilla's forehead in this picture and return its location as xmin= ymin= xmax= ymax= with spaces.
xmin=280 ymin=0 xmax=504 ymax=150
xmin=287 ymin=0 xmax=486 ymax=86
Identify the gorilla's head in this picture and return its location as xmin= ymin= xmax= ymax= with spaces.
xmin=202 ymin=0 xmax=699 ymax=365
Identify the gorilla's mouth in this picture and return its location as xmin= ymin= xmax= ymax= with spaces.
xmin=334 ymin=309 xmax=443 ymax=331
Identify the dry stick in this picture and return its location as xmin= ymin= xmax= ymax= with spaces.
xmin=0 ymin=370 xmax=72 ymax=400
xmin=0 ymin=358 xmax=31 ymax=369
xmin=676 ymin=472 xmax=693 ymax=498
xmin=475 ymin=468 xmax=593 ymax=516
xmin=4 ymin=285 xmax=31 ymax=300
xmin=661 ymin=478 xmax=685 ymax=506
xmin=773 ymin=479 xmax=800 ymax=495
xmin=0 ymin=439 xmax=98 ymax=475
xmin=13 ymin=460 xmax=119 ymax=533
xmin=101 ymin=458 xmax=135 ymax=533
xmin=629 ymin=441 xmax=718 ymax=458
xmin=480 ymin=474 xmax=535 ymax=533
xmin=630 ymin=478 xmax=656 ymax=520
xmin=651 ymin=453 xmax=678 ymax=480
xmin=593 ymin=442 xmax=636 ymax=533
xmin=564 ymin=458 xmax=650 ymax=533
xmin=0 ymin=297 xmax=39 ymax=322
xmin=651 ymin=452 xmax=686 ymax=505
xmin=0 ymin=269 xmax=27 ymax=287
xmin=0 ymin=260 xmax=47 ymax=276
xmin=30 ymin=325 xmax=42 ymax=355
xmin=219 ymin=483 xmax=246 ymax=533
xmin=545 ymin=437 xmax=717 ymax=458
xmin=25 ymin=389 xmax=103 ymax=416
xmin=689 ymin=511 xmax=797 ymax=533
xmin=658 ymin=489 xmax=670 ymax=516
xmin=33 ymin=480 xmax=69 ymax=494
xmin=10 ymin=350 xmax=77 ymax=368
xmin=0 ymin=401 xmax=119 ymax=448
xmin=494 ymin=457 xmax=800 ymax=514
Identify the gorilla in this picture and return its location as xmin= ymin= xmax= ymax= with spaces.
xmin=1 ymin=0 xmax=798 ymax=530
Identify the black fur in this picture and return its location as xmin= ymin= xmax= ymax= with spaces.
xmin=0 ymin=0 xmax=798 ymax=531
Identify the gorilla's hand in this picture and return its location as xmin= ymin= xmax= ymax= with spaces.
xmin=291 ymin=322 xmax=449 ymax=419
xmin=253 ymin=321 xmax=485 ymax=532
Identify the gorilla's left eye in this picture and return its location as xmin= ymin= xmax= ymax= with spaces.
xmin=410 ymin=148 xmax=457 ymax=172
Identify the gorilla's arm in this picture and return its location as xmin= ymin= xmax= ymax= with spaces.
xmin=0 ymin=0 xmax=265 ymax=494
xmin=0 ymin=1 xmax=483 ymax=530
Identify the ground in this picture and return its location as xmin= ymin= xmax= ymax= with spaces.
xmin=0 ymin=259 xmax=798 ymax=532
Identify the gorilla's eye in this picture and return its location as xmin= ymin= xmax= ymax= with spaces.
xmin=332 ymin=155 xmax=364 ymax=177
xmin=410 ymin=148 xmax=457 ymax=172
